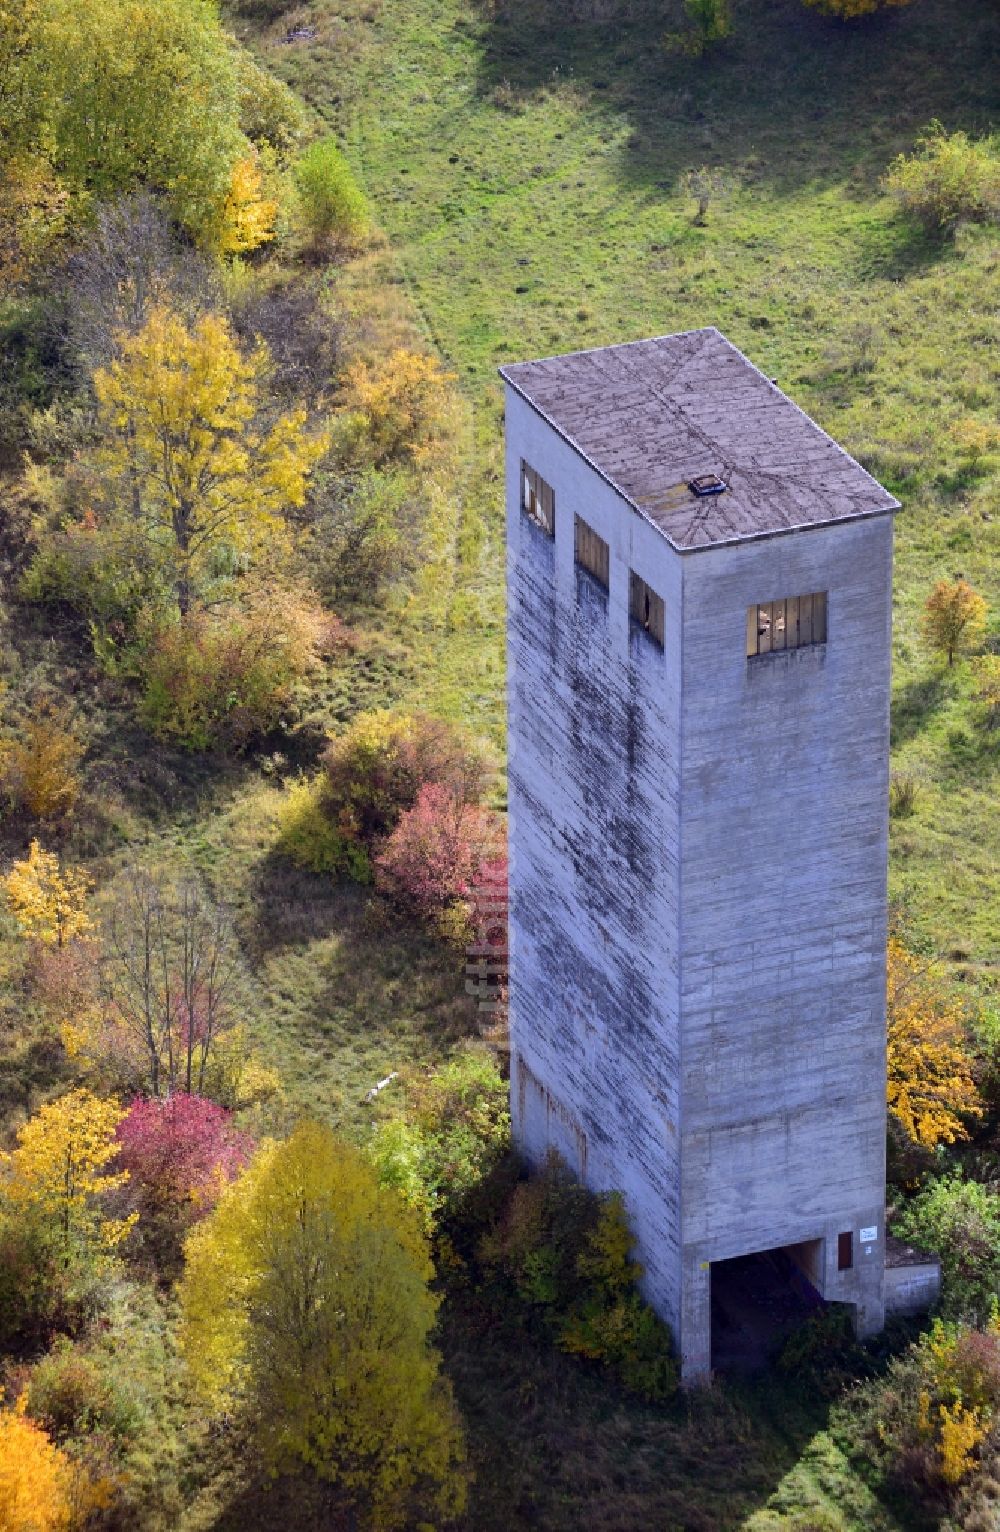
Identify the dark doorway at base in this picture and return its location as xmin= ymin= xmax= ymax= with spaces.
xmin=710 ymin=1248 xmax=826 ymax=1375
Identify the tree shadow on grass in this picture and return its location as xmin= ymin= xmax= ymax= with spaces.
xmin=890 ymin=672 xmax=949 ymax=749
xmin=470 ymin=0 xmax=1000 ymax=201
xmin=440 ymin=1295 xmax=846 ymax=1532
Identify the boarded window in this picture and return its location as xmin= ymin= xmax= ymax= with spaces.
xmin=747 ymin=591 xmax=827 ymax=658
xmin=574 ymin=516 xmax=609 ymax=589
xmin=521 ymin=460 xmax=554 ymax=536
xmin=838 ymin=1231 xmax=853 ymax=1271
xmin=630 ymin=571 xmax=665 ymax=649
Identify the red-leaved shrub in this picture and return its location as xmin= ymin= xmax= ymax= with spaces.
xmin=374 ymin=783 xmax=504 ymax=929
xmin=116 ymin=1094 xmax=253 ymax=1271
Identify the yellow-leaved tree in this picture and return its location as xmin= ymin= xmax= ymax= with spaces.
xmin=93 ymin=306 xmax=328 ymax=615
xmin=178 ymin=1123 xmax=467 ymax=1530
xmin=922 ymin=578 xmax=988 ymax=667
xmin=887 ymin=937 xmax=981 ymax=1148
xmin=2 ymin=839 xmax=92 ymax=948
xmin=0 ymin=1089 xmax=135 ymax=1269
xmin=206 ymin=155 xmax=278 ymax=257
xmin=0 ymin=1394 xmax=77 ymax=1532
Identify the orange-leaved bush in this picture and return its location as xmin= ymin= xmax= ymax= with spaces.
xmin=3 ymin=706 xmax=84 ymax=821
xmin=139 ymin=587 xmax=334 ymax=750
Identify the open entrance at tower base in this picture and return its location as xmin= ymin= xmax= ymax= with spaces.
xmin=710 ymin=1240 xmax=831 ymax=1375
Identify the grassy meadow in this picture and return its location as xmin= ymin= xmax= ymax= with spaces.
xmin=248 ymin=0 xmax=1000 ymax=971
xmin=0 ymin=0 xmax=997 ymax=1524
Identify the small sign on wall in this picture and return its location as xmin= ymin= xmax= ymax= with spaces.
xmin=860 ymin=1226 xmax=878 ymax=1244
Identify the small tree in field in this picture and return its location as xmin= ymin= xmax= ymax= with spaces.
xmin=99 ymin=867 xmax=239 ymax=1098
xmin=179 ymin=1123 xmax=467 ymax=1529
xmin=0 ymin=1089 xmax=135 ymax=1272
xmin=374 ymin=783 xmax=505 ymax=934
xmin=294 ymin=137 xmax=368 ymax=251
xmin=3 ymin=841 xmax=93 ymax=948
xmin=922 ymin=578 xmax=987 ymax=666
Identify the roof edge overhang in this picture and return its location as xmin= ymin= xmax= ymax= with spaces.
xmin=499 ymin=367 xmax=900 ymax=556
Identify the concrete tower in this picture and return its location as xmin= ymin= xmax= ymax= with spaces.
xmin=501 ymin=329 xmax=898 ymax=1382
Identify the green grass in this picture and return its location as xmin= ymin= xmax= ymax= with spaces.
xmin=253 ymin=0 xmax=1000 ymax=972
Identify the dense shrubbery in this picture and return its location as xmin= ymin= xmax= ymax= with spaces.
xmin=374 ymin=781 xmax=506 ymax=938
xmin=280 ymin=708 xmax=489 ymax=879
xmin=477 ymin=1154 xmax=678 ymax=1402
xmin=886 ymin=125 xmax=1000 ymax=235
xmin=860 ymin=1321 xmax=1000 ymax=1498
xmin=294 ymin=137 xmax=368 ymax=252
xmin=139 ymin=587 xmax=333 ymax=750
xmin=894 ymin=1177 xmax=1000 ymax=1325
xmin=370 ymin=1046 xmax=511 ymax=1235
xmin=115 ymin=1094 xmax=254 ymax=1272
xmin=0 ymin=0 xmax=287 ymax=259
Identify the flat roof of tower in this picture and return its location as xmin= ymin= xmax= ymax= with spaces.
xmin=498 ymin=328 xmax=900 ymax=551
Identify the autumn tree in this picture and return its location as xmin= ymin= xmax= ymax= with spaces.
xmin=0 ymin=1089 xmax=135 ymax=1272
xmin=922 ymin=579 xmax=988 ymax=666
xmin=116 ymin=1094 xmax=253 ymax=1271
xmin=0 ymin=1394 xmax=78 ymax=1532
xmin=887 ymin=937 xmax=981 ymax=1149
xmin=92 ymin=306 xmax=328 ymax=615
xmin=98 ymin=866 xmax=239 ymax=1098
xmin=0 ymin=0 xmax=275 ymax=251
xmin=339 ymin=349 xmax=455 ymax=467
xmin=3 ymin=705 xmax=84 ymax=820
xmin=3 ymin=840 xmax=92 ymax=948
xmin=374 ymin=782 xmax=505 ymax=937
xmin=179 ymin=1123 xmax=467 ymax=1529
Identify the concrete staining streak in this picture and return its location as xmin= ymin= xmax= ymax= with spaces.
xmin=505 ymin=335 xmax=895 ymax=1379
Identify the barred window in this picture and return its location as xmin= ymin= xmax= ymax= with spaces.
xmin=630 ymin=571 xmax=665 ymax=649
xmin=574 ymin=516 xmax=609 ymax=589
xmin=521 ymin=460 xmax=554 ymax=536
xmin=747 ymin=591 xmax=827 ymax=658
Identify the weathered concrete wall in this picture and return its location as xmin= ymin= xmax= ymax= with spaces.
xmin=676 ymin=517 xmax=891 ymax=1375
xmin=505 ymin=386 xmax=684 ymax=1331
xmin=505 ymin=384 xmax=892 ymax=1377
xmin=885 ymin=1261 xmax=941 ymax=1317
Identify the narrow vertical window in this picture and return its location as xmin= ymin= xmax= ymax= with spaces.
xmin=747 ymin=591 xmax=827 ymax=659
xmin=574 ymin=516 xmax=609 ymax=590
xmin=837 ymin=1231 xmax=853 ymax=1271
xmin=521 ymin=460 xmax=554 ymax=536
xmin=629 ymin=571 xmax=665 ymax=649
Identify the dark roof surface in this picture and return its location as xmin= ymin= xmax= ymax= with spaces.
xmin=499 ymin=329 xmax=899 ymax=551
